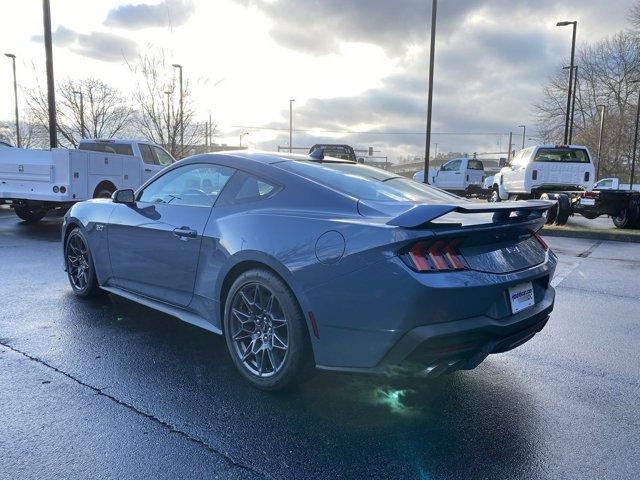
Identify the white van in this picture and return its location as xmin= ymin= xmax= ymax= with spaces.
xmin=491 ymin=145 xmax=595 ymax=201
xmin=413 ymin=157 xmax=485 ymax=194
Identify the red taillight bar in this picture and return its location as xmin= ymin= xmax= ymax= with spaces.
xmin=532 ymin=231 xmax=550 ymax=251
xmin=404 ymin=239 xmax=467 ymax=272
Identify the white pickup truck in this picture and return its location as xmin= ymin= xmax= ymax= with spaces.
xmin=413 ymin=157 xmax=485 ymax=195
xmin=490 ymin=145 xmax=595 ymax=202
xmin=0 ymin=139 xmax=175 ymax=222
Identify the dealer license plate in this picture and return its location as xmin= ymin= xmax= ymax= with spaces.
xmin=508 ymin=282 xmax=535 ymax=314
xmin=580 ymin=198 xmax=596 ymax=206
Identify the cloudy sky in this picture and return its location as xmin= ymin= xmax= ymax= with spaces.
xmin=0 ymin=0 xmax=634 ymax=160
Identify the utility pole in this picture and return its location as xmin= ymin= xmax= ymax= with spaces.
xmin=557 ymin=20 xmax=577 ymax=145
xmin=518 ymin=124 xmax=526 ymax=150
xmin=208 ymin=111 xmax=212 ymax=150
xmin=239 ymin=132 xmax=249 ymax=147
xmin=289 ymin=99 xmax=295 ymax=153
xmin=434 ymin=142 xmax=438 ymax=160
xmin=423 ymin=0 xmax=438 ymax=184
xmin=172 ymin=64 xmax=184 ymax=154
xmin=507 ymin=131 xmax=513 ymax=162
xmin=43 ymin=0 xmax=57 ymax=148
xmin=563 ymin=65 xmax=578 ymax=144
xmin=596 ymin=104 xmax=606 ymax=181
xmin=73 ymin=90 xmax=85 ymax=139
xmin=631 ymin=87 xmax=640 ymax=190
xmin=4 ymin=53 xmax=20 ymax=147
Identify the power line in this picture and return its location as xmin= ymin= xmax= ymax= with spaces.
xmin=230 ymin=125 xmax=530 ymax=137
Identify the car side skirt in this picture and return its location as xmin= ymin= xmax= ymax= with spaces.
xmin=101 ymin=286 xmax=222 ymax=335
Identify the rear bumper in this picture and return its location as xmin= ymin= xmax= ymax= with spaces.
xmin=317 ymin=287 xmax=553 ymax=376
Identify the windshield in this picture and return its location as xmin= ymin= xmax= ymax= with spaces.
xmin=278 ymin=161 xmax=460 ymax=203
xmin=533 ymin=147 xmax=590 ymax=163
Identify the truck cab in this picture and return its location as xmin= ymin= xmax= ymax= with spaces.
xmin=413 ymin=157 xmax=485 ymax=194
xmin=491 ymin=145 xmax=595 ymax=201
xmin=77 ymin=139 xmax=175 ymax=184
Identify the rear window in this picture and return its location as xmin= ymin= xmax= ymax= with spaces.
xmin=533 ymin=148 xmax=590 ymax=163
xmin=78 ymin=142 xmax=133 ymax=156
xmin=278 ymin=161 xmax=459 ymax=203
xmin=467 ymin=160 xmax=484 ymax=170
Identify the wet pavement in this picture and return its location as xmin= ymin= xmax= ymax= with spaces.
xmin=1 ymin=209 xmax=639 ymax=479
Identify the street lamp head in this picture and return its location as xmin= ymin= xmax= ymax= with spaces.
xmin=172 ymin=63 xmax=182 ymax=69
xmin=289 ymin=99 xmax=295 ymax=102
xmin=4 ymin=53 xmax=16 ymax=59
xmin=518 ymin=124 xmax=525 ymax=128
xmin=556 ymin=21 xmax=576 ymax=26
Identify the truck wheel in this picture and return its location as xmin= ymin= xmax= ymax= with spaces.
xmin=554 ymin=194 xmax=570 ymax=226
xmin=489 ymin=188 xmax=501 ymax=203
xmin=540 ymin=193 xmax=558 ymax=225
xmin=14 ymin=206 xmax=48 ymax=223
xmin=613 ymin=200 xmax=639 ymax=229
xmin=94 ymin=188 xmax=114 ymax=199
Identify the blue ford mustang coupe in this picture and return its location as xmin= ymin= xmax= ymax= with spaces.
xmin=62 ymin=150 xmax=557 ymax=390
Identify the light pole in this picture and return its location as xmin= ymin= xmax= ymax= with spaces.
xmin=631 ymin=82 xmax=640 ymax=190
xmin=557 ymin=20 xmax=577 ymax=145
xmin=239 ymin=131 xmax=249 ymax=147
xmin=563 ymin=65 xmax=578 ymax=144
xmin=43 ymin=0 xmax=57 ymax=148
xmin=4 ymin=53 xmax=20 ymax=147
xmin=164 ymin=89 xmax=172 ymax=150
xmin=423 ymin=0 xmax=438 ymax=184
xmin=518 ymin=124 xmax=526 ymax=150
xmin=172 ymin=64 xmax=183 ymax=153
xmin=73 ymin=89 xmax=85 ymax=139
xmin=289 ymin=99 xmax=295 ymax=153
xmin=596 ymin=104 xmax=606 ymax=181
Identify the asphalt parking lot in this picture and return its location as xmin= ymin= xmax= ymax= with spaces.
xmin=1 ymin=208 xmax=639 ymax=480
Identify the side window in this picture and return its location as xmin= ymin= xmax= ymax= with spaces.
xmin=152 ymin=145 xmax=175 ymax=166
xmin=139 ymin=144 xmax=157 ymax=165
xmin=441 ymin=159 xmax=462 ymax=172
xmin=467 ymin=160 xmax=484 ymax=170
xmin=217 ymin=172 xmax=280 ymax=206
xmin=138 ymin=164 xmax=235 ymax=207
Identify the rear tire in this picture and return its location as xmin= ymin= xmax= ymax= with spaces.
xmin=65 ymin=228 xmax=101 ymax=297
xmin=94 ymin=188 xmax=115 ymax=199
xmin=223 ymin=268 xmax=312 ymax=391
xmin=489 ymin=188 xmax=501 ymax=203
xmin=14 ymin=206 xmax=48 ymax=223
xmin=554 ymin=194 xmax=570 ymax=226
xmin=613 ymin=200 xmax=639 ymax=229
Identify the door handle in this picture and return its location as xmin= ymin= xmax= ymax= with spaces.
xmin=173 ymin=227 xmax=198 ymax=239
xmin=144 ymin=168 xmax=153 ymax=172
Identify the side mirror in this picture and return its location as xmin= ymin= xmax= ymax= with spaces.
xmin=112 ymin=189 xmax=135 ymax=204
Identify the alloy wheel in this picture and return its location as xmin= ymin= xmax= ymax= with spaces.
xmin=66 ymin=234 xmax=90 ymax=290
xmin=230 ymin=283 xmax=289 ymax=377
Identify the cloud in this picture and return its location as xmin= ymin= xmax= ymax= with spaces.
xmin=236 ymin=0 xmax=628 ymax=159
xmin=104 ymin=0 xmax=195 ymax=30
xmin=31 ymin=26 xmax=138 ymax=62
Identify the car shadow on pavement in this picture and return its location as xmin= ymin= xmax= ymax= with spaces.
xmin=59 ymin=293 xmax=541 ymax=480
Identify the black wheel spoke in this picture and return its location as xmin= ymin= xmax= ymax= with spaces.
xmin=230 ymin=282 xmax=289 ymax=378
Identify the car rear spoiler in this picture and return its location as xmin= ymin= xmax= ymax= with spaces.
xmin=386 ymin=200 xmax=554 ymax=229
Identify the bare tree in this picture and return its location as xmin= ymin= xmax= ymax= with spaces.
xmin=128 ymin=49 xmax=208 ymax=159
xmin=25 ymin=77 xmax=135 ymax=148
xmin=533 ymin=31 xmax=640 ymax=180
xmin=0 ymin=118 xmax=48 ymax=148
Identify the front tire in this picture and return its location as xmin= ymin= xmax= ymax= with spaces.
xmin=223 ymin=268 xmax=311 ymax=391
xmin=65 ymin=228 xmax=101 ymax=297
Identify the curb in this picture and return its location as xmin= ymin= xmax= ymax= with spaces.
xmin=541 ymin=227 xmax=640 ymax=243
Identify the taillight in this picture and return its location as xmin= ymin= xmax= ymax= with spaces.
xmin=532 ymin=231 xmax=549 ymax=251
xmin=403 ymin=239 xmax=467 ymax=272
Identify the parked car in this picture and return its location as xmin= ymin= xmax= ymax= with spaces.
xmin=0 ymin=139 xmax=175 ymax=222
xmin=413 ymin=157 xmax=485 ymax=195
xmin=593 ymin=177 xmax=640 ymax=192
xmin=62 ymin=150 xmax=557 ymax=390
